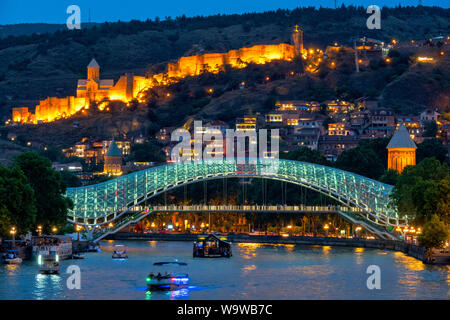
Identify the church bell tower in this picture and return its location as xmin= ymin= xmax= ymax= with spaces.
xmin=291 ymin=25 xmax=303 ymax=57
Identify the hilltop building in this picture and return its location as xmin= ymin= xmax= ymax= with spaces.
xmin=12 ymin=58 xmax=146 ymax=124
xmin=13 ymin=38 xmax=303 ymax=125
xmin=387 ymin=125 xmax=417 ymax=173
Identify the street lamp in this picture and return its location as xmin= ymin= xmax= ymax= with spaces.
xmin=355 ymin=226 xmax=362 ymax=238
xmin=323 ymin=224 xmax=329 ymax=237
xmin=75 ymin=225 xmax=82 ymax=241
xmin=37 ymin=225 xmax=43 ymax=236
xmin=52 ymin=227 xmax=58 ymax=234
xmin=10 ymin=227 xmax=16 ymax=248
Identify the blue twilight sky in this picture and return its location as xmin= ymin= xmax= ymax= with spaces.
xmin=0 ymin=0 xmax=448 ymax=25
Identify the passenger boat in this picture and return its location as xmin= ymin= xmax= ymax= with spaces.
xmin=38 ymin=254 xmax=60 ymax=274
xmin=2 ymin=250 xmax=23 ymax=264
xmin=33 ymin=235 xmax=72 ymax=260
xmin=193 ymin=234 xmax=232 ymax=258
xmin=146 ymin=261 xmax=189 ymax=291
xmin=112 ymin=244 xmax=128 ymax=259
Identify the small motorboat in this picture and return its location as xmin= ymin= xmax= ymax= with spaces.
xmin=38 ymin=254 xmax=60 ymax=274
xmin=72 ymin=252 xmax=85 ymax=259
xmin=87 ymin=241 xmax=101 ymax=252
xmin=146 ymin=261 xmax=189 ymax=291
xmin=2 ymin=250 xmax=23 ymax=264
xmin=112 ymin=245 xmax=128 ymax=259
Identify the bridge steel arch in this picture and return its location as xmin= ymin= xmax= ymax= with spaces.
xmin=65 ymin=159 xmax=405 ymax=230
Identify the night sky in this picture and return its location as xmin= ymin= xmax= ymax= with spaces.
xmin=0 ymin=0 xmax=448 ymax=25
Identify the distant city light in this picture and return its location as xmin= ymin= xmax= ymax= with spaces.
xmin=417 ymin=56 xmax=434 ymax=63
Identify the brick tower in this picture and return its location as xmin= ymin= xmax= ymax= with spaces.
xmin=387 ymin=125 xmax=417 ymax=173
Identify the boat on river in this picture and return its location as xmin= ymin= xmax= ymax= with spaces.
xmin=72 ymin=252 xmax=85 ymax=259
xmin=112 ymin=245 xmax=128 ymax=259
xmin=87 ymin=241 xmax=101 ymax=252
xmin=38 ymin=254 xmax=60 ymax=274
xmin=193 ymin=234 xmax=232 ymax=258
xmin=146 ymin=261 xmax=189 ymax=291
xmin=2 ymin=250 xmax=22 ymax=264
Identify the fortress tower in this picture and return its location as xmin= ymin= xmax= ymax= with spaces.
xmin=291 ymin=25 xmax=303 ymax=57
xmin=387 ymin=125 xmax=417 ymax=173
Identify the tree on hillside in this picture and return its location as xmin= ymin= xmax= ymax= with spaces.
xmin=380 ymin=169 xmax=399 ymax=185
xmin=391 ymin=157 xmax=450 ymax=226
xmin=335 ymin=147 xmax=385 ymax=179
xmin=418 ymin=214 xmax=449 ymax=259
xmin=14 ymin=152 xmax=73 ymax=232
xmin=129 ymin=141 xmax=165 ymax=163
xmin=0 ymin=165 xmax=37 ymax=236
xmin=60 ymin=170 xmax=82 ymax=188
xmin=416 ymin=138 xmax=448 ymax=164
xmin=281 ymin=147 xmax=330 ymax=166
xmin=423 ymin=121 xmax=438 ymax=138
xmin=358 ymin=137 xmax=390 ymax=169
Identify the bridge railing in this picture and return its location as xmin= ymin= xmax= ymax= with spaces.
xmin=127 ymin=204 xmax=363 ymax=213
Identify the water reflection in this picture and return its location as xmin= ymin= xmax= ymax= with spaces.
xmin=4 ymin=264 xmax=21 ymax=275
xmin=354 ymin=247 xmax=364 ymax=265
xmin=242 ymin=264 xmax=257 ymax=272
xmin=33 ymin=273 xmax=62 ymax=300
xmin=322 ymin=246 xmax=331 ymax=255
xmin=394 ymin=252 xmax=426 ymax=272
xmin=238 ymin=243 xmax=262 ymax=259
xmin=169 ymin=288 xmax=189 ymax=300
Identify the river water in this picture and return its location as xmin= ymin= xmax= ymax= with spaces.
xmin=0 ymin=240 xmax=448 ymax=300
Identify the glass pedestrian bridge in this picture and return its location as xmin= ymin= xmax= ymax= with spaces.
xmin=65 ymin=159 xmax=406 ymax=231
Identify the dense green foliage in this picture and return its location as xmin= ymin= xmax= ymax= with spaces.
xmin=280 ymin=147 xmax=330 ymax=166
xmin=391 ymin=158 xmax=449 ymax=249
xmin=329 ymin=137 xmax=389 ymax=180
xmin=418 ymin=214 xmax=449 ymax=251
xmin=0 ymin=166 xmax=36 ymax=236
xmin=423 ymin=121 xmax=438 ymax=138
xmin=416 ymin=138 xmax=448 ymax=164
xmin=0 ymin=152 xmax=74 ymax=236
xmin=13 ymin=152 xmax=73 ymax=233
xmin=128 ymin=141 xmax=165 ymax=163
xmin=379 ymin=169 xmax=399 ymax=185
xmin=60 ymin=170 xmax=82 ymax=188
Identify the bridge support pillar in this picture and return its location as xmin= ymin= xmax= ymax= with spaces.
xmin=84 ymin=225 xmax=94 ymax=240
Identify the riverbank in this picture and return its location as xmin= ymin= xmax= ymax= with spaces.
xmin=105 ymin=232 xmax=450 ymax=265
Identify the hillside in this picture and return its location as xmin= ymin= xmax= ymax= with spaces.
xmin=0 ymin=6 xmax=449 ymax=153
xmin=0 ymin=6 xmax=448 ymax=120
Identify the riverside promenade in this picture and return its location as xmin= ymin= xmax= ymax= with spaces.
xmin=104 ymin=232 xmax=449 ymax=264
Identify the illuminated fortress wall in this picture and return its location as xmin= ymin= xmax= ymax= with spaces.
xmin=35 ymin=96 xmax=87 ymax=122
xmin=12 ymin=43 xmax=297 ymax=124
xmin=167 ymin=43 xmax=296 ymax=78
